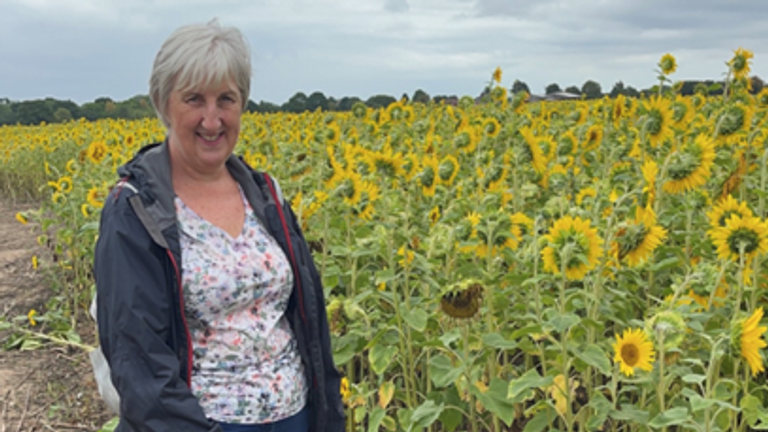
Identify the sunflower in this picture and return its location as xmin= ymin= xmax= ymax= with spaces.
xmin=57 ymin=176 xmax=74 ymax=194
xmin=613 ymin=328 xmax=655 ymax=377
xmin=643 ymin=96 xmax=674 ymax=148
xmin=492 ymin=66 xmax=502 ymax=84
xmin=429 ymin=206 xmax=441 ymax=226
xmin=336 ymin=169 xmax=363 ymax=207
xmin=709 ymin=215 xmax=768 ymax=262
xmin=519 ymin=126 xmax=548 ymax=173
xmin=662 ymin=134 xmax=716 ymax=194
xmin=583 ymin=125 xmax=603 ymax=151
xmin=558 ymin=130 xmax=579 ymax=158
xmin=611 ymin=94 xmax=628 ymax=126
xmin=86 ymin=140 xmax=108 ymax=164
xmin=714 ymin=102 xmax=753 ymax=145
xmin=454 ymin=124 xmax=480 ymax=154
xmin=483 ymin=117 xmax=501 ymax=138
xmin=659 ymin=53 xmax=677 ymax=75
xmin=731 ymin=307 xmax=767 ymax=376
xmin=353 ymin=180 xmax=381 ymax=221
xmin=438 ymin=155 xmax=460 ymax=186
xmin=397 ymin=245 xmax=415 ymax=267
xmin=670 ymin=96 xmax=695 ymax=128
xmin=15 ymin=212 xmax=28 ymax=225
xmin=419 ymin=154 xmax=440 ymax=197
xmin=575 ymin=187 xmax=597 ymax=206
xmin=707 ymin=195 xmax=754 ymax=230
xmin=440 ymin=281 xmax=484 ymax=319
xmin=364 ymin=144 xmax=406 ymax=178
xmin=729 ymin=47 xmax=754 ymax=80
xmin=541 ymin=216 xmax=603 ymax=280
xmin=756 ymin=88 xmax=768 ymax=107
xmin=86 ymin=186 xmax=105 ymax=209
xmin=340 ymin=377 xmax=351 ymax=403
xmin=612 ymin=209 xmax=667 ymax=267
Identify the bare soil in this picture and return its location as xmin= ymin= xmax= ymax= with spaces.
xmin=0 ymin=200 xmax=112 ymax=432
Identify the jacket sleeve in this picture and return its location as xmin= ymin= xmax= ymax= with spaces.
xmin=285 ymin=204 xmax=346 ymax=432
xmin=94 ymin=192 xmax=222 ymax=432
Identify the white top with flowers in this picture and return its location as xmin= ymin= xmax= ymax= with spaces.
xmin=174 ymin=187 xmax=307 ymax=424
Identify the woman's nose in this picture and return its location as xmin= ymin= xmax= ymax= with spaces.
xmin=200 ymin=102 xmax=222 ymax=130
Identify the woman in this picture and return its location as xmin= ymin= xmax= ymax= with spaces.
xmin=94 ymin=19 xmax=345 ymax=432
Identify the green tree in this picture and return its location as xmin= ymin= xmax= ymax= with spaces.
xmin=53 ymin=107 xmax=73 ymax=122
xmin=365 ymin=94 xmax=397 ymax=109
xmin=412 ymin=89 xmax=430 ymax=104
xmin=511 ymin=80 xmax=530 ymax=94
xmin=545 ymin=83 xmax=561 ymax=94
xmin=337 ymin=96 xmax=362 ymax=111
xmin=564 ymin=85 xmax=580 ymax=95
xmin=282 ymin=92 xmax=308 ymax=113
xmin=306 ymin=91 xmax=329 ymax=112
xmin=581 ymin=80 xmax=602 ymax=99
xmin=609 ymin=81 xmax=625 ymax=98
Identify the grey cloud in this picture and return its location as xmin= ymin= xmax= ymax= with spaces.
xmin=384 ymin=0 xmax=409 ymax=13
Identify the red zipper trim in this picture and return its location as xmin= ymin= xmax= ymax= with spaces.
xmin=263 ymin=174 xmax=308 ymax=326
xmin=166 ymin=249 xmax=193 ymax=387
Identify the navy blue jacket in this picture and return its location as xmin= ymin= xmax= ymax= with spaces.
xmin=94 ymin=141 xmax=345 ymax=432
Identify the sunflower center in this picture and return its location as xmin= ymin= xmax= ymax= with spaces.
xmin=727 ymin=227 xmax=760 ymax=255
xmin=621 ymin=344 xmax=640 ymax=367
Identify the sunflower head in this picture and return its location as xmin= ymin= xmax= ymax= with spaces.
xmin=710 ymin=214 xmax=768 ymax=262
xmin=645 ymin=310 xmax=687 ymax=351
xmin=440 ymin=280 xmax=484 ymax=319
xmin=659 ymin=53 xmax=677 ymax=75
xmin=613 ymin=328 xmax=655 ymax=377
xmin=541 ymin=215 xmax=603 ymax=280
xmin=729 ymin=48 xmax=754 ymax=80
xmin=715 ymin=103 xmax=753 ymax=141
xmin=731 ymin=307 xmax=767 ymax=376
xmin=492 ymin=66 xmax=502 ymax=84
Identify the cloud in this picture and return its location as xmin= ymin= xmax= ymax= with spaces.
xmin=384 ymin=0 xmax=409 ymax=13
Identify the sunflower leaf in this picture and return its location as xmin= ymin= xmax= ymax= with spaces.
xmin=402 ymin=308 xmax=428 ymax=332
xmin=508 ymin=369 xmax=552 ymax=400
xmin=410 ymin=400 xmax=444 ymax=429
xmin=428 ymin=354 xmax=462 ymax=388
xmin=546 ymin=313 xmax=580 ymax=333
xmin=482 ymin=333 xmax=517 ymax=350
xmin=648 ymin=407 xmax=689 ymax=428
xmin=575 ymin=344 xmax=611 ymax=375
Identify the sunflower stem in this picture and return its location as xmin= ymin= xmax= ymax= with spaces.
xmin=463 ymin=323 xmax=477 ymax=432
xmin=656 ymin=326 xmax=667 ymax=432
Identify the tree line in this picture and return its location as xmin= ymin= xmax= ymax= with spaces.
xmin=2 ymin=76 xmax=763 ymax=126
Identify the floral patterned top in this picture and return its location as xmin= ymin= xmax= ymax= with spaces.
xmin=174 ymin=187 xmax=307 ymax=424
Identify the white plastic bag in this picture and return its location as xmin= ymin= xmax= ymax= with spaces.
xmin=89 ymin=295 xmax=121 ymax=414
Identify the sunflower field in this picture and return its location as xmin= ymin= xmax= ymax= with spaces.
xmin=2 ymin=50 xmax=768 ymax=432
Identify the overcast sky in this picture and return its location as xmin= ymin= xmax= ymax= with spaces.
xmin=1 ymin=0 xmax=767 ymax=105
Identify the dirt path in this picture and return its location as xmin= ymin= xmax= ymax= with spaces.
xmin=0 ymin=200 xmax=111 ymax=431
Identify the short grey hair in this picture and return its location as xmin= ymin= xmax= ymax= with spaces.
xmin=149 ymin=18 xmax=252 ymax=127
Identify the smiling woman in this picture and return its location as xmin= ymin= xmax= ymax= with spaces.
xmin=92 ymin=18 xmax=344 ymax=432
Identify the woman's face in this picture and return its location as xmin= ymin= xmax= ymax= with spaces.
xmin=166 ymin=79 xmax=242 ymax=177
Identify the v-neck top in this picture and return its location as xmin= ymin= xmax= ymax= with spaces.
xmin=174 ymin=187 xmax=307 ymax=424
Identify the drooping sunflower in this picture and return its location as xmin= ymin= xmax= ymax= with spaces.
xmin=419 ymin=154 xmax=440 ymax=197
xmin=353 ymin=180 xmax=381 ymax=221
xmin=440 ymin=280 xmax=484 ymax=319
xmin=87 ymin=186 xmax=105 ymax=209
xmin=519 ymin=126 xmax=548 ymax=173
xmin=483 ymin=116 xmax=502 ymax=138
xmin=558 ymin=130 xmax=579 ymax=158
xmin=642 ymin=96 xmax=674 ymax=148
xmin=729 ymin=47 xmax=754 ymax=80
xmin=428 ymin=206 xmax=441 ymax=226
xmin=611 ymin=94 xmax=628 ymax=126
xmin=714 ymin=102 xmax=753 ymax=145
xmin=492 ymin=66 xmax=502 ymax=84
xmin=659 ymin=53 xmax=677 ymax=75
xmin=57 ymin=176 xmax=74 ymax=194
xmin=731 ymin=307 xmax=767 ymax=377
xmin=707 ymin=194 xmax=754 ymax=230
xmin=662 ymin=134 xmax=716 ymax=194
xmin=541 ymin=215 xmax=603 ymax=280
xmin=612 ymin=209 xmax=668 ymax=267
xmin=335 ymin=169 xmax=364 ymax=207
xmin=613 ymin=328 xmax=656 ymax=377
xmin=670 ymin=95 xmax=695 ymax=128
xmin=709 ymin=215 xmax=768 ymax=262
xmin=438 ymin=155 xmax=460 ymax=187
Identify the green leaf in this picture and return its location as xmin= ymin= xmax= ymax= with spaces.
xmin=482 ymin=332 xmax=517 ymax=350
xmin=402 ymin=308 xmax=428 ymax=332
xmin=648 ymin=407 xmax=689 ymax=428
xmin=508 ymin=369 xmax=552 ymax=400
xmin=374 ymin=268 xmax=397 ymax=284
xmin=411 ymin=400 xmax=444 ymax=429
xmin=428 ymin=354 xmax=462 ymax=388
xmin=688 ymin=394 xmax=716 ymax=412
xmin=610 ymin=404 xmax=649 ymax=423
xmin=650 ymin=256 xmax=680 ymax=272
xmin=397 ymin=408 xmax=413 ymax=432
xmin=523 ymin=407 xmax=555 ymax=432
xmin=473 ymin=378 xmax=516 ymax=426
xmin=587 ymin=392 xmax=613 ymax=431
xmin=681 ymin=373 xmax=706 ymax=385
xmin=546 ymin=313 xmax=580 ymax=333
xmin=575 ymin=344 xmax=611 ymax=375
xmin=369 ymin=344 xmax=398 ymax=375
xmin=740 ymin=394 xmax=763 ymax=426
xmin=368 ymin=407 xmax=386 ymax=432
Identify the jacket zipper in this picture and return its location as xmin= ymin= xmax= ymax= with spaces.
xmin=166 ymin=249 xmax=193 ymax=387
